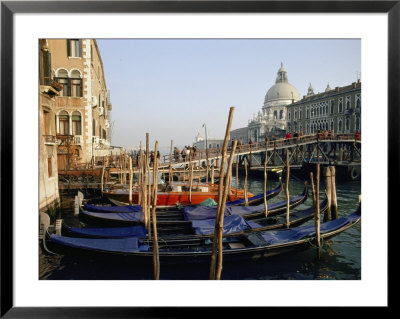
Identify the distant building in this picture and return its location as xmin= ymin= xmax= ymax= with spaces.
xmin=248 ymin=63 xmax=300 ymax=141
xmin=229 ymin=127 xmax=249 ymax=144
xmin=231 ymin=64 xmax=361 ymax=142
xmin=39 ymin=39 xmax=61 ymax=211
xmin=287 ymin=80 xmax=361 ymax=134
xmin=47 ymin=39 xmax=112 ymax=169
xmin=193 ymin=131 xmax=223 ymax=150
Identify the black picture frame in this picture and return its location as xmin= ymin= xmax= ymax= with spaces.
xmin=1 ymin=0 xmax=395 ymax=317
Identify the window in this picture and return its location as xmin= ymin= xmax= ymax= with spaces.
xmin=345 ymin=117 xmax=350 ymax=131
xmin=299 ymin=108 xmax=302 ymax=120
xmin=339 ymin=98 xmax=343 ymax=113
xmin=40 ymin=49 xmax=52 ymax=85
xmin=48 ymin=157 xmax=53 ymax=177
xmin=330 ymin=100 xmax=335 ymax=114
xmin=338 ymin=118 xmax=343 ymax=132
xmin=306 ymin=107 xmax=309 ymax=119
xmin=58 ymin=111 xmax=69 ymax=135
xmin=102 ymin=129 xmax=107 ymax=140
xmin=55 ymin=69 xmax=69 ymax=97
xmin=274 ymin=110 xmax=277 ymax=120
xmin=93 ymin=119 xmax=96 ymax=136
xmin=43 ymin=110 xmax=51 ymax=135
xmin=356 ymin=115 xmax=360 ymax=131
xmin=72 ymin=111 xmax=82 ymax=135
xmin=346 ymin=96 xmax=351 ymax=110
xmin=356 ymin=94 xmax=361 ymax=109
xmin=67 ymin=39 xmax=82 ymax=57
xmin=55 ymin=69 xmax=82 ymax=97
xmin=279 ymin=110 xmax=284 ymax=119
xmin=70 ymin=70 xmax=82 ymax=97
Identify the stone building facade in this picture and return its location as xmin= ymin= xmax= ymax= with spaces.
xmin=47 ymin=39 xmax=112 ymax=169
xmin=39 ymin=39 xmax=61 ymax=211
xmin=286 ymin=80 xmax=361 ymax=135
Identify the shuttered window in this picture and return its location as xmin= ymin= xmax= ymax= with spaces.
xmin=67 ymin=39 xmax=82 ymax=57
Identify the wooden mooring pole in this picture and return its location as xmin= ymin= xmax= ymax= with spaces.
xmin=235 ymin=155 xmax=239 ymax=200
xmin=285 ymin=150 xmax=290 ymax=228
xmin=244 ymin=160 xmax=248 ymax=207
xmin=310 ymin=165 xmax=321 ymax=259
xmin=169 ymin=140 xmax=173 ymax=183
xmin=216 ymin=140 xmax=237 ymax=280
xmin=323 ymin=166 xmax=332 ymax=221
xmin=210 ymin=106 xmax=234 ymax=280
xmin=330 ymin=166 xmax=338 ymax=220
xmin=264 ymin=150 xmax=268 ymax=217
xmin=151 ymin=140 xmax=160 ymax=279
xmin=129 ymin=157 xmax=133 ymax=205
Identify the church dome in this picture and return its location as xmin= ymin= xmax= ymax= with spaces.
xmin=264 ymin=63 xmax=300 ymax=104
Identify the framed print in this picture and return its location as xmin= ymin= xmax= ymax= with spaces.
xmin=1 ymin=0 xmax=396 ymax=316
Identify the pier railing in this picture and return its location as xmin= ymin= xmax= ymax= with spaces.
xmin=157 ymin=132 xmax=361 ymax=168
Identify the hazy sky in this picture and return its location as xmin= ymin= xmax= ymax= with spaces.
xmin=97 ymin=39 xmax=360 ymax=151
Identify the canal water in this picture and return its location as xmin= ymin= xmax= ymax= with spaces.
xmin=39 ymin=176 xmax=361 ymax=281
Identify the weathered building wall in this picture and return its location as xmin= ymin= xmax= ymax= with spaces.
xmin=48 ymin=39 xmax=112 ymax=167
xmin=39 ymin=40 xmax=60 ymax=211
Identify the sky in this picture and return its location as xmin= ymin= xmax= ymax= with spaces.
xmin=97 ymin=39 xmax=360 ymax=152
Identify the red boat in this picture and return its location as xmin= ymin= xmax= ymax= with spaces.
xmin=103 ymin=181 xmax=254 ymax=208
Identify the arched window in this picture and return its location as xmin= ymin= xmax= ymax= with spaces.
xmin=58 ymin=111 xmax=69 ymax=135
xmin=55 ymin=69 xmax=69 ymax=97
xmin=330 ymin=100 xmax=335 ymax=114
xmin=330 ymin=120 xmax=334 ymax=132
xmin=339 ymin=98 xmax=343 ymax=113
xmin=345 ymin=117 xmax=350 ymax=131
xmin=356 ymin=95 xmax=361 ymax=109
xmin=306 ymin=123 xmax=310 ymax=134
xmin=279 ymin=110 xmax=284 ymax=119
xmin=70 ymin=70 xmax=82 ymax=97
xmin=338 ymin=119 xmax=343 ymax=132
xmin=274 ymin=110 xmax=277 ymax=120
xmin=72 ymin=111 xmax=82 ymax=135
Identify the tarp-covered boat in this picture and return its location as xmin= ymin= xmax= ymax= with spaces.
xmin=79 ymin=184 xmax=308 ymax=226
xmin=46 ymin=202 xmax=361 ymax=264
xmin=59 ymin=198 xmax=328 ymax=238
xmin=103 ymin=181 xmax=255 ymax=208
xmin=86 ymin=181 xmax=282 ymax=213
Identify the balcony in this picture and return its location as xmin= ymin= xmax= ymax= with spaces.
xmin=43 ymin=135 xmax=57 ymax=145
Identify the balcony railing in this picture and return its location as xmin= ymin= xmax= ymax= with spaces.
xmin=43 ymin=135 xmax=57 ymax=145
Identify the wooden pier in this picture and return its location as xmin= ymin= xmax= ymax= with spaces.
xmin=58 ymin=132 xmax=361 ymax=188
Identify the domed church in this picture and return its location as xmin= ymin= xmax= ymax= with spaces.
xmin=248 ymin=63 xmax=300 ymax=141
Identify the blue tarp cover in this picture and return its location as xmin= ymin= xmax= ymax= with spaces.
xmin=191 ymin=215 xmax=262 ymax=235
xmin=69 ymin=225 xmax=147 ymax=238
xmin=80 ymin=210 xmax=144 ymax=222
xmin=85 ymin=203 xmax=143 ymax=213
xmin=261 ymin=209 xmax=361 ymax=245
xmin=50 ymin=234 xmax=143 ymax=252
xmin=183 ymin=193 xmax=303 ymax=221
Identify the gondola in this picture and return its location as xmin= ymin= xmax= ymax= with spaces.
xmin=103 ymin=180 xmax=256 ymax=208
xmin=78 ymin=183 xmax=308 ymax=226
xmin=84 ymin=180 xmax=283 ymax=214
xmin=45 ymin=202 xmax=361 ymax=264
xmin=54 ymin=198 xmax=328 ymax=238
